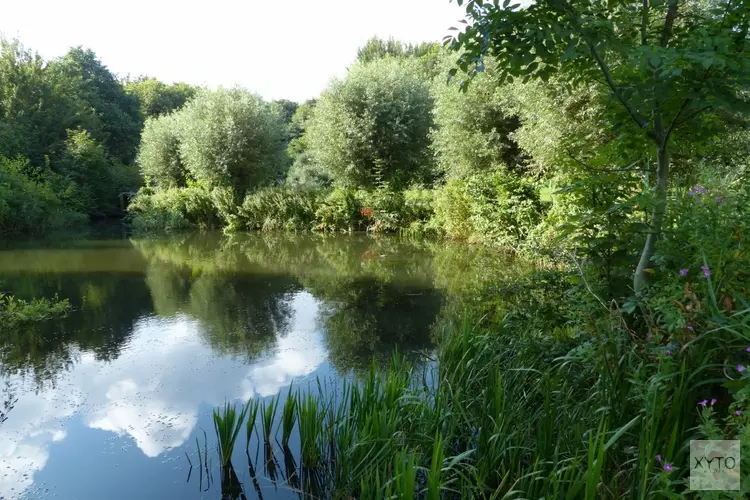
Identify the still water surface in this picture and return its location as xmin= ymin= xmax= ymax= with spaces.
xmin=0 ymin=232 xmax=514 ymax=499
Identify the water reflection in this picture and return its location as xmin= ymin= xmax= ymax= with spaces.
xmin=0 ymin=232 xmax=523 ymax=498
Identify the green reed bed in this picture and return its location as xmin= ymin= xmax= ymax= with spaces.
xmin=213 ymin=401 xmax=249 ymax=468
xmin=203 ymin=296 xmax=750 ymax=498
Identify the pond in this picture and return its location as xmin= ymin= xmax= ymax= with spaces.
xmin=0 ymin=232 xmax=522 ymax=499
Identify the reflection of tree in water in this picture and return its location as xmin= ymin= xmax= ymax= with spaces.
xmin=0 ymin=274 xmax=153 ymax=388
xmin=305 ymin=275 xmax=442 ymax=373
xmin=189 ymin=273 xmax=298 ymax=361
xmin=135 ymin=235 xmax=301 ymax=361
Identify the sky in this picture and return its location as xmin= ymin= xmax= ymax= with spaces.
xmin=1 ymin=0 xmax=467 ymax=102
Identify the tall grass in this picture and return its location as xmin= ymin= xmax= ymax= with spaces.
xmin=245 ymin=398 xmax=260 ymax=452
xmin=201 ymin=285 xmax=749 ymax=498
xmin=213 ymin=401 xmax=249 ymax=468
xmin=297 ymin=391 xmax=324 ymax=468
xmin=260 ymin=396 xmax=279 ymax=444
xmin=281 ymin=383 xmax=297 ymax=447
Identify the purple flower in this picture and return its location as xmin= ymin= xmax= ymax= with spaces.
xmin=688 ymin=188 xmax=695 ymax=197
xmin=735 ymin=410 xmax=742 ymax=416
xmin=665 ymin=350 xmax=671 ymax=356
xmin=711 ymin=398 xmax=717 ymax=406
xmin=692 ymin=185 xmax=708 ymax=195
xmin=716 ymin=197 xmax=724 ymax=205
xmin=647 ymin=333 xmax=653 ymax=340
xmin=663 ymin=463 xmax=674 ymax=472
xmin=679 ymin=268 xmax=689 ymax=276
xmin=656 ymin=454 xmax=663 ymax=463
xmin=701 ymin=265 xmax=711 ymax=278
xmin=738 ymin=364 xmax=746 ymax=373
xmin=745 ymin=346 xmax=750 ymax=352
xmin=698 ymin=400 xmax=708 ymax=407
xmin=687 ymin=325 xmax=694 ymax=331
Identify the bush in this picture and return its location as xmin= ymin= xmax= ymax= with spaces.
xmin=314 ymin=187 xmax=364 ymax=232
xmin=308 ymin=57 xmax=434 ymax=189
xmin=434 ymin=169 xmax=543 ymax=247
xmin=234 ymin=187 xmax=320 ymax=231
xmin=127 ymin=183 xmax=221 ymax=232
xmin=0 ymin=155 xmax=87 ymax=234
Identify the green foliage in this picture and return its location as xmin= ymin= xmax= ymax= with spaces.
xmin=450 ymin=0 xmax=750 ymax=294
xmin=176 ymin=88 xmax=285 ymax=194
xmin=314 ymin=187 xmax=364 ymax=232
xmin=59 ymin=129 xmax=138 ymax=217
xmin=213 ymin=401 xmax=249 ymax=468
xmin=137 ymin=114 xmax=185 ymax=188
xmin=308 ymin=57 xmax=434 ymax=189
xmin=431 ymin=55 xmax=524 ymax=178
xmin=357 ymin=36 xmax=437 ymax=64
xmin=434 ymin=169 xmax=543 ymax=246
xmin=0 ymin=155 xmax=86 ymax=234
xmin=127 ymin=184 xmax=221 ymax=232
xmin=285 ymin=152 xmax=331 ymax=190
xmin=234 ymin=186 xmax=320 ymax=232
xmin=0 ymin=292 xmax=72 ymax=327
xmin=125 ymin=77 xmax=197 ymax=118
xmin=48 ymin=47 xmax=142 ymax=164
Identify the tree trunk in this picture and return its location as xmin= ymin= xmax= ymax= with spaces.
xmin=633 ymin=143 xmax=670 ymax=295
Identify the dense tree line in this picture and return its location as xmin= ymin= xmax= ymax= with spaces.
xmin=2 ymin=29 xmax=749 ymax=302
xmin=0 ymin=39 xmax=197 ymax=232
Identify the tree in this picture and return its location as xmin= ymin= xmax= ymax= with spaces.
xmin=59 ymin=129 xmax=137 ymax=217
xmin=125 ymin=77 xmax=197 ymax=118
xmin=451 ymin=0 xmax=750 ymax=294
xmin=176 ymin=88 xmax=285 ymax=195
xmin=48 ymin=47 xmax=142 ymax=164
xmin=357 ymin=36 xmax=437 ymax=63
xmin=431 ymin=53 xmax=524 ymax=178
xmin=138 ymin=114 xmax=185 ymax=188
xmin=307 ymin=58 xmax=434 ymax=189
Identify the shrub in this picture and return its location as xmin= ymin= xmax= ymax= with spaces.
xmin=433 ymin=178 xmax=474 ymax=240
xmin=127 ymin=183 xmax=221 ymax=232
xmin=434 ymin=169 xmax=543 ymax=247
xmin=0 ymin=155 xmax=86 ymax=234
xmin=235 ymin=187 xmax=320 ymax=231
xmin=314 ymin=187 xmax=364 ymax=232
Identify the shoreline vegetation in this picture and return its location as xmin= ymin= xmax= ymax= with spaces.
xmin=2 ymin=0 xmax=750 ymax=495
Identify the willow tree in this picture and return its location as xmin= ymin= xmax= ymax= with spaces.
xmin=450 ymin=0 xmax=750 ymax=294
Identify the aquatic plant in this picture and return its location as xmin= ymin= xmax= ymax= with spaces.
xmin=297 ymin=391 xmax=324 ymax=467
xmin=245 ymin=398 xmax=260 ymax=452
xmin=280 ymin=383 xmax=297 ymax=447
xmin=213 ymin=400 xmax=249 ymax=468
xmin=260 ymin=395 xmax=279 ymax=444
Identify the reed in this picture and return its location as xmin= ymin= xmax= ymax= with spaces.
xmin=297 ymin=391 xmax=324 ymax=467
xmin=260 ymin=395 xmax=279 ymax=444
xmin=280 ymin=383 xmax=297 ymax=447
xmin=244 ymin=398 xmax=260 ymax=453
xmin=213 ymin=400 xmax=249 ymax=468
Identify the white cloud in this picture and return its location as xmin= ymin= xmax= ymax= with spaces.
xmin=0 ymin=292 xmax=326 ymax=497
